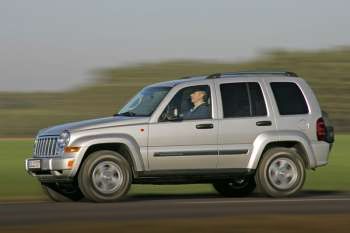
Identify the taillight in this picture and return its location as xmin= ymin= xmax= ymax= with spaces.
xmin=316 ymin=118 xmax=326 ymax=141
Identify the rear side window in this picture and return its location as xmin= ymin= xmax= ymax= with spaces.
xmin=270 ymin=82 xmax=309 ymax=115
xmin=220 ymin=82 xmax=267 ymax=118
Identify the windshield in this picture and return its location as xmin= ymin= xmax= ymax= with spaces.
xmin=117 ymin=86 xmax=171 ymax=117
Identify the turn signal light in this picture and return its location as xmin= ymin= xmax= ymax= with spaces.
xmin=64 ymin=147 xmax=81 ymax=153
xmin=67 ymin=159 xmax=75 ymax=169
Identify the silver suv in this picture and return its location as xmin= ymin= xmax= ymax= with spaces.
xmin=25 ymin=71 xmax=334 ymax=202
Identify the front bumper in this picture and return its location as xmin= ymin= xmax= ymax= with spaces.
xmin=25 ymin=157 xmax=76 ymax=183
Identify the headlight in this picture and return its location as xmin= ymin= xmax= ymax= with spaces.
xmin=58 ymin=130 xmax=70 ymax=148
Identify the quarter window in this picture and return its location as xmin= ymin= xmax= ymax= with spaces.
xmin=270 ymin=82 xmax=309 ymax=115
xmin=220 ymin=82 xmax=267 ymax=118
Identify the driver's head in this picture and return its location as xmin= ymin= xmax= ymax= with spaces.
xmin=190 ymin=89 xmax=207 ymax=105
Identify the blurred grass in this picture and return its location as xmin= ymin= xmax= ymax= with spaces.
xmin=0 ymin=135 xmax=348 ymax=200
xmin=1 ymin=48 xmax=350 ymax=137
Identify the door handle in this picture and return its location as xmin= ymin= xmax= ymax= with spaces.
xmin=256 ymin=121 xmax=272 ymax=126
xmin=196 ymin=124 xmax=214 ymax=129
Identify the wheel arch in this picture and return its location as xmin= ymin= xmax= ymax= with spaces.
xmin=247 ymin=131 xmax=317 ymax=170
xmin=70 ymin=134 xmax=146 ymax=177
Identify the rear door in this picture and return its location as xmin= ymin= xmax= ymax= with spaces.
xmin=215 ymin=79 xmax=276 ymax=168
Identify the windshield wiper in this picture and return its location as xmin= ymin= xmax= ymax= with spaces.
xmin=114 ymin=111 xmax=137 ymax=117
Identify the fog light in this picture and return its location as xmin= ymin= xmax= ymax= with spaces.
xmin=64 ymin=147 xmax=81 ymax=153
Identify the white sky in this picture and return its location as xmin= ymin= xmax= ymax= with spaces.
xmin=1 ymin=0 xmax=349 ymax=91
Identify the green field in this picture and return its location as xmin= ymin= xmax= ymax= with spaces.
xmin=0 ymin=135 xmax=348 ymax=201
xmin=0 ymin=48 xmax=350 ymax=137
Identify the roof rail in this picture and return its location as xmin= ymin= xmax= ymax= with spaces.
xmin=206 ymin=71 xmax=298 ymax=79
xmin=181 ymin=75 xmax=206 ymax=80
xmin=206 ymin=73 xmax=221 ymax=79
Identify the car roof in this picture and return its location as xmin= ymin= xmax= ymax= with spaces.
xmin=148 ymin=71 xmax=299 ymax=88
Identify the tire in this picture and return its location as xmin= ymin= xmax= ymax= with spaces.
xmin=41 ymin=182 xmax=84 ymax=202
xmin=255 ymin=147 xmax=306 ymax=197
xmin=213 ymin=176 xmax=256 ymax=197
xmin=78 ymin=150 xmax=132 ymax=202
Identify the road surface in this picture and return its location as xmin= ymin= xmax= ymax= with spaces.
xmin=1 ymin=191 xmax=350 ymax=233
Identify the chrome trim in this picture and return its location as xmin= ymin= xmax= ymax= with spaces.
xmin=33 ymin=136 xmax=60 ymax=157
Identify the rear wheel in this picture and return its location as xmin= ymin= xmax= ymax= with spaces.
xmin=41 ymin=182 xmax=84 ymax=202
xmin=213 ymin=176 xmax=256 ymax=197
xmin=255 ymin=147 xmax=306 ymax=197
xmin=78 ymin=150 xmax=132 ymax=202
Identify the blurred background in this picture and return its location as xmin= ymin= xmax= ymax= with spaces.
xmin=0 ymin=0 xmax=350 ymax=212
xmin=1 ymin=0 xmax=350 ymax=137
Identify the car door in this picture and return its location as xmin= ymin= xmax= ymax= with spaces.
xmin=148 ymin=82 xmax=218 ymax=170
xmin=215 ymin=78 xmax=277 ymax=169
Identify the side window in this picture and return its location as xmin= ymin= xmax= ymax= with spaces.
xmin=221 ymin=83 xmax=250 ymax=117
xmin=159 ymin=85 xmax=211 ymax=121
xmin=220 ymin=82 xmax=267 ymax=118
xmin=270 ymin=82 xmax=309 ymax=115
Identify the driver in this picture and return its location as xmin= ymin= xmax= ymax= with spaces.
xmin=183 ymin=88 xmax=210 ymax=120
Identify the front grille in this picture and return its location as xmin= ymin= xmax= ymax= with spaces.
xmin=33 ymin=136 xmax=59 ymax=157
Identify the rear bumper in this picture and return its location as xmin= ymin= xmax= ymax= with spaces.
xmin=312 ymin=142 xmax=332 ymax=167
xmin=25 ymin=157 xmax=76 ymax=183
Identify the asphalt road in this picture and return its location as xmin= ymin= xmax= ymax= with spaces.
xmin=1 ymin=191 xmax=350 ymax=228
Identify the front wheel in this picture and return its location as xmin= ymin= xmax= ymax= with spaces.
xmin=255 ymin=147 xmax=306 ymax=197
xmin=213 ymin=176 xmax=256 ymax=197
xmin=78 ymin=150 xmax=132 ymax=202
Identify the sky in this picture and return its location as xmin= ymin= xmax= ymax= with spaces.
xmin=1 ymin=0 xmax=350 ymax=91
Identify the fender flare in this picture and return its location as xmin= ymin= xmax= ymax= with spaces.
xmin=70 ymin=133 xmax=145 ymax=176
xmin=247 ymin=131 xmax=317 ymax=169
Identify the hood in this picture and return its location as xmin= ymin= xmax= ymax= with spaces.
xmin=38 ymin=116 xmax=149 ymax=136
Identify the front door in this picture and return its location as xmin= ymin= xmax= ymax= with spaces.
xmin=148 ymin=83 xmax=218 ymax=170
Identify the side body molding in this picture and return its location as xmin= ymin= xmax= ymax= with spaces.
xmin=70 ymin=133 xmax=145 ymax=176
xmin=247 ymin=131 xmax=317 ymax=169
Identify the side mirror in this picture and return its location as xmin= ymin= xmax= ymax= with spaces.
xmin=166 ymin=114 xmax=182 ymax=122
xmin=159 ymin=108 xmax=182 ymax=122
xmin=166 ymin=108 xmax=183 ymax=121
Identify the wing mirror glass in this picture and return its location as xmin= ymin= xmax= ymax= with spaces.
xmin=160 ymin=107 xmax=182 ymax=122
